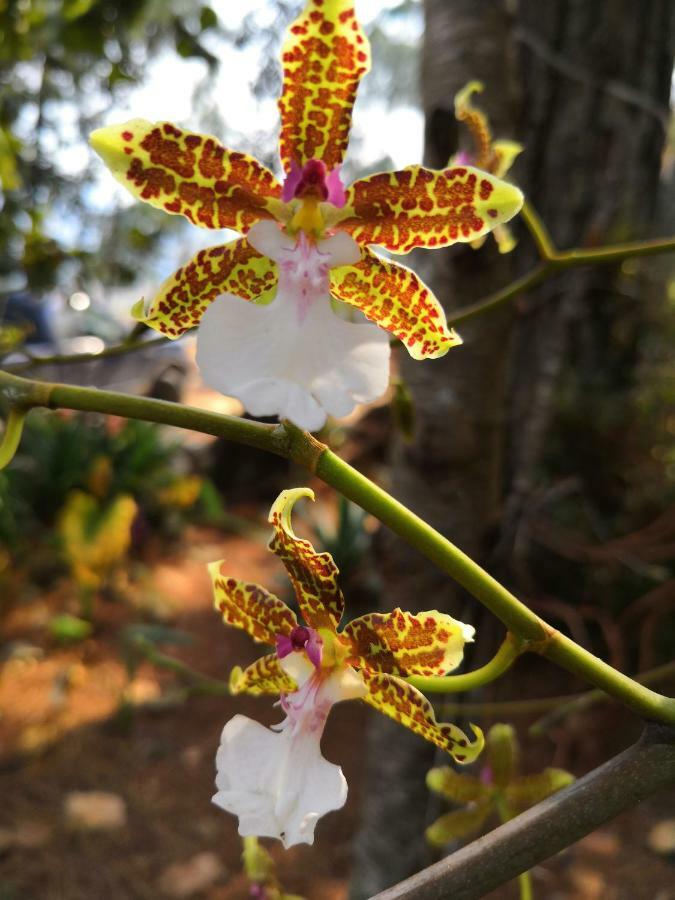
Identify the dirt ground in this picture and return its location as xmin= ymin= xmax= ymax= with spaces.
xmin=2 ymin=519 xmax=675 ymax=899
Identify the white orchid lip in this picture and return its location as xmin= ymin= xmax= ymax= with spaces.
xmin=196 ymin=222 xmax=390 ymax=432
xmin=213 ymin=665 xmax=365 ymax=848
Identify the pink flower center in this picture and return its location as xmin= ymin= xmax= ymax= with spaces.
xmin=276 ymin=624 xmax=323 ymax=670
xmin=282 ymin=159 xmax=347 ymax=208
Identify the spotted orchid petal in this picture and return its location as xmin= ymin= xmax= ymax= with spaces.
xmin=196 ymin=222 xmax=390 ymax=432
xmin=278 ymin=0 xmax=370 ymax=174
xmin=90 ymin=120 xmax=284 ymax=233
xmin=330 ymin=248 xmax=461 ymax=359
xmin=426 ymin=766 xmax=488 ymax=804
xmin=505 ymin=769 xmax=574 ymax=814
xmin=453 ymin=80 xmax=492 ymax=170
xmin=336 ymin=165 xmax=523 ymax=254
xmin=425 ymin=799 xmax=493 ymax=846
xmin=132 ymin=238 xmax=278 ymax=338
xmin=268 ymin=488 xmax=344 ymax=632
xmin=491 ymin=139 xmax=523 ymax=180
xmin=360 ymin=670 xmax=484 ymax=764
xmin=213 ymin=666 xmax=365 ymax=849
xmin=343 ymin=608 xmax=475 ymax=676
xmin=229 ymin=653 xmax=297 ymax=696
xmin=208 ymin=560 xmax=298 ymax=645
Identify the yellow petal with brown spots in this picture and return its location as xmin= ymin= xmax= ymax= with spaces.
xmin=337 ymin=165 xmax=523 ymax=254
xmin=361 ymin=670 xmax=483 ymax=764
xmin=268 ymin=488 xmax=344 ymax=632
xmin=208 ymin=560 xmax=298 ymax=645
xmin=278 ymin=0 xmax=370 ymax=172
xmin=330 ymin=248 xmax=461 ymax=360
xmin=229 ymin=654 xmax=297 ymax=696
xmin=133 ymin=238 xmax=278 ymax=338
xmin=342 ymin=608 xmax=474 ymax=676
xmin=90 ymin=119 xmax=284 ymax=232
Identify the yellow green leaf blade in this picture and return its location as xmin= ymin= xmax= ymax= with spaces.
xmin=330 ymin=249 xmax=461 ymax=360
xmin=134 ymin=238 xmax=278 ymax=338
xmin=425 ymin=800 xmax=493 ymax=846
xmin=361 ymin=670 xmax=484 ymax=764
xmin=342 ymin=608 xmax=474 ymax=676
xmin=278 ymin=0 xmax=370 ymax=172
xmin=229 ymin=653 xmax=296 ymax=696
xmin=90 ymin=119 xmax=283 ymax=232
xmin=268 ymin=488 xmax=344 ymax=632
xmin=339 ymin=165 xmax=524 ymax=254
xmin=208 ymin=559 xmax=298 ymax=645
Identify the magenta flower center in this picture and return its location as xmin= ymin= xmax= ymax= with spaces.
xmin=290 ymin=625 xmax=311 ymax=650
xmin=281 ymin=159 xmax=347 ymax=208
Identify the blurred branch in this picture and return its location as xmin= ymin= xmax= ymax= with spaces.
xmin=373 ymin=723 xmax=675 ymax=900
xmin=1 ymin=369 xmax=674 ymax=727
xmin=449 ymin=200 xmax=675 ymax=327
xmin=130 ymin=637 xmax=229 ymax=697
xmin=5 ymin=334 xmax=171 ymax=374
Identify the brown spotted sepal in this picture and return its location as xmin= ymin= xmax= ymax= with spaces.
xmin=229 ymin=654 xmax=297 ymax=696
xmin=343 ymin=608 xmax=475 ymax=676
xmin=267 ymin=487 xmax=345 ymax=632
xmin=337 ymin=165 xmax=523 ymax=254
xmin=90 ymin=119 xmax=284 ymax=233
xmin=361 ymin=671 xmax=483 ymax=764
xmin=330 ymin=248 xmax=462 ymax=359
xmin=133 ymin=237 xmax=278 ymax=338
xmin=278 ymin=0 xmax=370 ymax=173
xmin=208 ymin=560 xmax=298 ymax=646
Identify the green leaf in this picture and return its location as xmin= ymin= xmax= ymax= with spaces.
xmin=49 ymin=614 xmax=93 ymax=643
xmin=425 ymin=799 xmax=493 ymax=847
xmin=199 ymin=6 xmax=218 ymax=30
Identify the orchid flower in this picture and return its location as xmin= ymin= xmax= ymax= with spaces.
xmin=90 ymin=1 xmax=523 ymax=431
xmin=450 ymin=81 xmax=524 ymax=254
xmin=425 ymin=723 xmax=574 ymax=846
xmin=209 ymin=487 xmax=482 ymax=848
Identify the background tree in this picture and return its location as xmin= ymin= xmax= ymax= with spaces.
xmin=350 ymin=1 xmax=675 ymax=895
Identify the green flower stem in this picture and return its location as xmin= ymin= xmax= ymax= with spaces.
xmin=406 ymin=633 xmax=523 ymax=694
xmin=1 ymin=368 xmax=674 ymax=725
xmin=0 ymin=406 xmax=27 ymax=470
xmin=449 ymin=200 xmax=675 ymax=328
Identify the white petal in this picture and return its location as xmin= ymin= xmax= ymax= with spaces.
xmin=247 ymin=220 xmax=296 ymax=263
xmin=213 ymin=714 xmax=346 ymax=848
xmin=196 ymin=286 xmax=390 ymax=431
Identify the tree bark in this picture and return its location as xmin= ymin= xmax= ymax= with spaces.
xmin=349 ymin=1 xmax=674 ymax=897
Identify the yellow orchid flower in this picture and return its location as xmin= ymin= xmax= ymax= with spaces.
xmin=209 ymin=487 xmax=482 ymax=848
xmin=91 ymin=2 xmax=523 ymax=430
xmin=451 ymin=80 xmax=524 ymax=254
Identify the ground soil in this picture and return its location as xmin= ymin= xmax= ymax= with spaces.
xmin=2 ymin=515 xmax=675 ymax=899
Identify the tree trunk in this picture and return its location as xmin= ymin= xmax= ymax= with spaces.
xmin=349 ymin=1 xmax=673 ymax=897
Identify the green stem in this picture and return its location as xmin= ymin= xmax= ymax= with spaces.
xmin=1 ymin=369 xmax=674 ymax=725
xmin=0 ymin=406 xmax=27 ymax=470
xmin=407 ymin=634 xmax=522 ymax=694
xmin=448 ymin=200 xmax=675 ymax=327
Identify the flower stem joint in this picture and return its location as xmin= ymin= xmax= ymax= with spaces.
xmin=210 ymin=487 xmax=482 ymax=848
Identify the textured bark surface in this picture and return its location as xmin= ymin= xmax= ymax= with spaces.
xmin=349 ymin=3 xmax=520 ymax=897
xmin=349 ymin=1 xmax=674 ymax=897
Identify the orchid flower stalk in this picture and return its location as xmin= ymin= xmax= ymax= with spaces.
xmin=209 ymin=487 xmax=482 ymax=848
xmin=90 ymin=0 xmax=523 ymax=431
